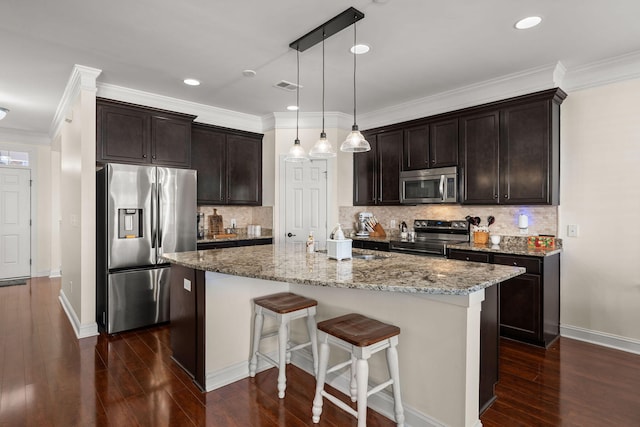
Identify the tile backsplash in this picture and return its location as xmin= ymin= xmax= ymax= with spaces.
xmin=198 ymin=205 xmax=273 ymax=231
xmin=339 ymin=205 xmax=558 ymax=237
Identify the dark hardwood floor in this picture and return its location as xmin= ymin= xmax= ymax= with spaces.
xmin=1 ymin=277 xmax=639 ymax=426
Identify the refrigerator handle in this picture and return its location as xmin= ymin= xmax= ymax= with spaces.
xmin=158 ymin=183 xmax=163 ymax=249
xmin=151 ymin=182 xmax=157 ymax=248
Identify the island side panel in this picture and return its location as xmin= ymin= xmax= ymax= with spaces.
xmin=204 ymin=272 xmax=288 ymax=390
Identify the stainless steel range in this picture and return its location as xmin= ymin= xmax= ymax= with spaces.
xmin=390 ymin=219 xmax=470 ymax=256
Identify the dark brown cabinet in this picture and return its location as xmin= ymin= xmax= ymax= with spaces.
xmin=448 ymin=249 xmax=560 ymax=347
xmin=96 ymin=98 xmax=195 ymax=168
xmin=197 ymin=238 xmax=272 ymax=250
xmin=459 ymin=111 xmax=501 ymax=204
xmin=403 ymin=118 xmax=458 ymax=171
xmin=351 ymin=239 xmax=390 ymax=252
xmin=191 ymin=123 xmax=263 ymax=206
xmin=459 ymin=89 xmax=566 ymax=205
xmin=169 ymin=264 xmax=206 ymax=390
xmin=353 ymin=130 xmax=402 ymax=206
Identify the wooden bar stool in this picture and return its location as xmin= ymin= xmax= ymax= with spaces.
xmin=249 ymin=292 xmax=319 ymax=398
xmin=312 ymin=313 xmax=404 ymax=427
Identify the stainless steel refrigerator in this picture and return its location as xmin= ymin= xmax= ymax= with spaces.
xmin=96 ymin=163 xmax=196 ymax=334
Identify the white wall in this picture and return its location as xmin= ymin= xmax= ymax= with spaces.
xmin=560 ymin=78 xmax=640 ymax=346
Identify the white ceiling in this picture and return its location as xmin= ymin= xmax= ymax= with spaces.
xmin=2 ymin=0 xmax=640 ymax=138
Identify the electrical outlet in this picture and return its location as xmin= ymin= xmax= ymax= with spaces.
xmin=183 ymin=278 xmax=192 ymax=292
xmin=231 ymin=218 xmax=237 ymax=228
xmin=69 ymin=280 xmax=73 ymax=293
xmin=390 ymin=219 xmax=397 ymax=229
xmin=567 ymin=224 xmax=579 ymax=237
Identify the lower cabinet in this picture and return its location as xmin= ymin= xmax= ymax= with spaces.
xmin=169 ymin=264 xmax=206 ymax=390
xmin=351 ymin=239 xmax=390 ymax=252
xmin=197 ymin=238 xmax=272 ymax=250
xmin=448 ymin=249 xmax=560 ymax=347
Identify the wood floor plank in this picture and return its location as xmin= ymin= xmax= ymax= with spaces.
xmin=2 ymin=277 xmax=640 ymax=426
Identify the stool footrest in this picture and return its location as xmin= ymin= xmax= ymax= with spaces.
xmin=288 ymin=340 xmax=312 ymax=353
xmin=326 ymin=359 xmax=352 ymax=375
xmin=367 ymin=379 xmax=394 ymax=397
xmin=321 ymin=390 xmax=358 ymax=418
xmin=255 ymin=352 xmax=278 ymax=369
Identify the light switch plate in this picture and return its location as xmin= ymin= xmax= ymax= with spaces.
xmin=183 ymin=278 xmax=192 ymax=292
xmin=567 ymin=224 xmax=579 ymax=237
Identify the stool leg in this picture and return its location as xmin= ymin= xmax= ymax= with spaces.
xmin=349 ymin=355 xmax=357 ymax=402
xmin=355 ymin=358 xmax=369 ymax=427
xmin=312 ymin=340 xmax=330 ymax=423
xmin=387 ymin=345 xmax=405 ymax=427
xmin=285 ymin=322 xmax=292 ymax=364
xmin=277 ymin=318 xmax=288 ymax=398
xmin=249 ymin=307 xmax=264 ymax=377
xmin=306 ymin=312 xmax=319 ymax=376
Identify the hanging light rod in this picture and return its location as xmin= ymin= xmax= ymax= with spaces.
xmin=289 ymin=7 xmax=365 ymax=52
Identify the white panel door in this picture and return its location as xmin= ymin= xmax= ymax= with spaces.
xmin=284 ymin=160 xmax=327 ymax=244
xmin=0 ymin=168 xmax=31 ymax=279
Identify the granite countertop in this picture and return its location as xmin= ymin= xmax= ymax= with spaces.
xmin=162 ymin=243 xmax=524 ymax=296
xmin=448 ymin=236 xmax=562 ymax=257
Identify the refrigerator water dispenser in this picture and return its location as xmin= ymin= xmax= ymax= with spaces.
xmin=118 ymin=208 xmax=142 ymax=238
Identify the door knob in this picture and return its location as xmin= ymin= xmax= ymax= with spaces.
xmin=287 ymin=232 xmax=296 ymax=237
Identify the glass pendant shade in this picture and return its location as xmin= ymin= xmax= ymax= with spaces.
xmin=340 ymin=19 xmax=370 ymax=153
xmin=340 ymin=125 xmax=370 ymax=152
xmin=285 ymin=139 xmax=309 ymax=162
xmin=309 ymin=132 xmax=336 ymax=158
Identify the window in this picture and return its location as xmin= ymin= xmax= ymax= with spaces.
xmin=0 ymin=150 xmax=29 ymax=166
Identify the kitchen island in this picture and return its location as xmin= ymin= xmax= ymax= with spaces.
xmin=163 ymin=244 xmax=524 ymax=427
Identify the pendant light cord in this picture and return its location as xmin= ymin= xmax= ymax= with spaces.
xmin=322 ymin=32 xmax=326 ymax=134
xmin=352 ymin=19 xmax=357 ymax=128
xmin=296 ymin=48 xmax=300 ymax=142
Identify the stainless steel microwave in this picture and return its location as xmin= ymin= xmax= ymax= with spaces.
xmin=400 ymin=166 xmax=458 ymax=204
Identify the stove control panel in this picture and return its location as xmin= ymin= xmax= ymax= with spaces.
xmin=413 ymin=219 xmax=469 ymax=232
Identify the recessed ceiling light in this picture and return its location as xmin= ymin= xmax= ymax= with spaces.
xmin=183 ymin=78 xmax=201 ymax=86
xmin=350 ymin=44 xmax=370 ymax=54
xmin=242 ymin=69 xmax=257 ymax=78
xmin=0 ymin=107 xmax=8 ymax=120
xmin=287 ymin=105 xmax=299 ymax=111
xmin=515 ymin=16 xmax=542 ymax=30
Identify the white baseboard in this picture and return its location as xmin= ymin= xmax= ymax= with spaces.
xmin=560 ymin=324 xmax=640 ymax=355
xmin=58 ymin=290 xmax=99 ymax=339
xmin=204 ymin=351 xmax=277 ymax=392
xmin=290 ymin=350 xmax=448 ymax=427
xmin=49 ymin=270 xmax=61 ymax=278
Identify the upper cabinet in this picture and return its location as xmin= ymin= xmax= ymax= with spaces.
xmin=191 ymin=123 xmax=263 ymax=206
xmin=403 ymin=118 xmax=458 ymax=171
xmin=354 ymin=130 xmax=402 ymax=206
xmin=96 ymin=98 xmax=196 ymax=168
xmin=460 ymin=89 xmax=566 ymax=205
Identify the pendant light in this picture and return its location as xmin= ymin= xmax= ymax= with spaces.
xmin=284 ymin=49 xmax=309 ymax=162
xmin=340 ymin=19 xmax=370 ymax=153
xmin=309 ymin=32 xmax=336 ymax=158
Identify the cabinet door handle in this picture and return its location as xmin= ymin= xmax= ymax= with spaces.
xmin=465 ymin=257 xmax=470 ymax=261
xmin=153 ymin=155 xmax=156 ymax=159
xmin=513 ymin=262 xmax=518 ymax=266
xmin=493 ymin=194 xmax=498 ymax=198
xmin=504 ymin=194 xmax=509 ymax=198
xmin=143 ymin=154 xmax=147 ymax=158
xmin=431 ymin=159 xmax=436 ymax=164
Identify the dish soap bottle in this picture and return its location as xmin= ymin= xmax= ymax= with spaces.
xmin=306 ymin=231 xmax=315 ymax=253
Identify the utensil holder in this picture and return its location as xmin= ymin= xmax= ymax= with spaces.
xmin=369 ymin=223 xmax=386 ymax=237
xmin=473 ymin=231 xmax=489 ymax=244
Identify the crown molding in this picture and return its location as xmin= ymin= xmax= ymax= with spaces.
xmin=264 ymin=111 xmax=353 ymax=132
xmin=0 ymin=127 xmax=50 ymax=145
xmin=357 ymin=62 xmax=564 ymax=130
xmin=49 ymin=64 xmax=102 ymax=139
xmin=96 ymin=83 xmax=264 ymax=134
xmin=561 ymin=50 xmax=640 ymax=92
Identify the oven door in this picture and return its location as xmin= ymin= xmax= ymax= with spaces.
xmin=400 ymin=167 xmax=457 ymax=204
